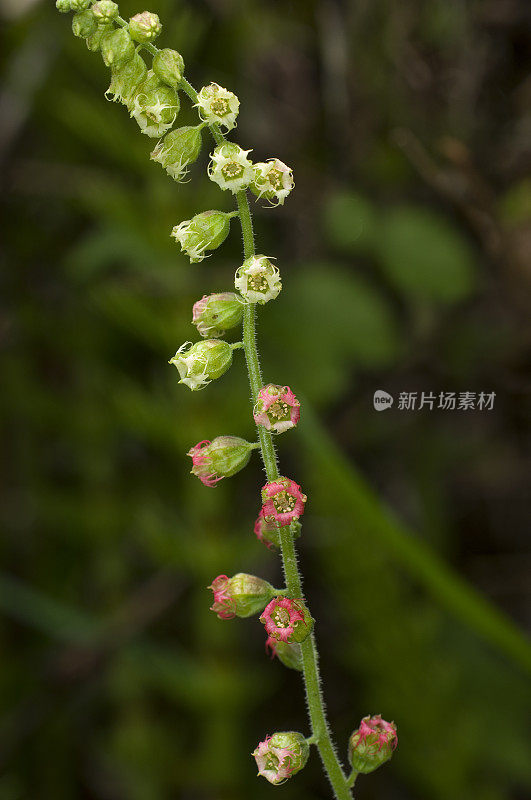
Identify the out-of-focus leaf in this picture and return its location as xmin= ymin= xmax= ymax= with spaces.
xmin=376 ymin=207 xmax=477 ymax=302
xmin=323 ymin=191 xmax=377 ymax=254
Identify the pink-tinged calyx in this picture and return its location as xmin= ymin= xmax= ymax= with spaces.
xmin=253 ymin=732 xmax=309 ymax=785
xmin=261 ymin=476 xmax=307 ymax=525
xmin=208 ymin=573 xmax=274 ymax=619
xmin=260 ymin=596 xmax=313 ymax=643
xmin=187 ymin=436 xmax=256 ymax=487
xmin=253 ymin=384 xmax=300 ymax=434
xmin=348 ymin=715 xmax=398 ymax=774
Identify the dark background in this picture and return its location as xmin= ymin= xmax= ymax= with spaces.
xmin=1 ymin=1 xmax=530 ymax=798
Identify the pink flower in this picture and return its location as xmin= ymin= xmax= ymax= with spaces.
xmin=187 ymin=440 xmax=222 ymax=487
xmin=348 ymin=715 xmax=398 ymax=774
xmin=260 ymin=597 xmax=313 ymax=643
xmin=253 ymin=732 xmax=309 ymax=785
xmin=208 ymin=575 xmax=235 ymax=619
xmin=261 ymin=476 xmax=307 ymax=526
xmin=253 ymin=384 xmax=300 ymax=434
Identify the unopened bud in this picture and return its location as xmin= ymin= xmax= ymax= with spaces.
xmin=253 ymin=732 xmax=309 ymax=785
xmin=72 ymin=9 xmax=97 ymax=37
xmin=209 ymin=573 xmax=274 ymax=619
xmin=153 ymin=48 xmax=184 ymax=90
xmin=234 ymin=255 xmax=281 ymax=304
xmin=101 ymin=27 xmax=135 ymax=68
xmin=106 ymin=51 xmax=147 ymax=105
xmin=254 ymin=384 xmax=300 ymax=434
xmin=129 ymin=11 xmax=162 ymax=43
xmin=260 ymin=597 xmax=313 ymax=644
xmin=348 ymin=715 xmax=397 ymax=774
xmin=266 ymin=637 xmax=303 ymax=671
xmin=251 ymin=158 xmax=295 ymax=206
xmin=150 ymin=125 xmax=202 ymax=182
xmin=192 ymin=292 xmax=243 ymax=338
xmin=196 ymin=82 xmax=239 ymax=131
xmin=169 ymin=340 xmax=235 ymax=390
xmin=208 ymin=142 xmax=254 ymax=193
xmin=91 ymin=1 xmax=119 ymax=23
xmin=70 ymin=0 xmax=91 ymax=9
xmin=129 ymin=70 xmax=180 ymax=138
xmin=56 ymin=0 xmax=72 ymax=12
xmin=254 ymin=509 xmax=301 ymax=550
xmin=188 ymin=436 xmax=257 ymax=487
xmin=171 ymin=210 xmax=235 ymax=263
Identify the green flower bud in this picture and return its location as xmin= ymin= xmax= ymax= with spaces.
xmin=169 ymin=340 xmax=235 ymax=391
xmin=266 ymin=637 xmax=303 ymax=671
xmin=192 ymin=292 xmax=244 ymax=338
xmin=153 ymin=48 xmax=184 ymax=90
xmin=189 ymin=437 xmax=258 ymax=486
xmin=209 ymin=573 xmax=275 ymax=618
xmin=86 ymin=23 xmax=111 ymax=52
xmin=106 ymin=51 xmax=147 ymax=105
xmin=253 ymin=732 xmax=309 ymax=785
xmin=348 ymin=716 xmax=398 ymax=774
xmin=56 ymin=0 xmax=72 ymax=12
xmin=91 ymin=1 xmax=119 ymax=23
xmin=72 ymin=9 xmax=97 ymax=37
xmin=101 ymin=27 xmax=135 ymax=68
xmin=128 ymin=70 xmax=180 ymax=138
xmin=70 ymin=0 xmax=91 ymax=9
xmin=129 ymin=11 xmax=162 ymax=43
xmin=171 ymin=210 xmax=235 ymax=263
xmin=150 ymin=125 xmax=202 ymax=182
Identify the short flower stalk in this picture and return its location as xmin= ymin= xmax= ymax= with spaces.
xmin=56 ymin=4 xmax=398 ymax=798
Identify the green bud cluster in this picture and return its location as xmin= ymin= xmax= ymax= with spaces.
xmin=91 ymin=1 xmax=119 ymax=23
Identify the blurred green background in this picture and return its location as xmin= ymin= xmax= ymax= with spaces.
xmin=1 ymin=1 xmax=530 ymax=798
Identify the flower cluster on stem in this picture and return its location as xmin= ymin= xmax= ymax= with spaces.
xmin=55 ymin=4 xmax=398 ymax=797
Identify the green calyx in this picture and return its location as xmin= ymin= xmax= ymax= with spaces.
xmin=171 ymin=210 xmax=235 ymax=262
xmin=225 ymin=573 xmax=275 ymax=617
xmin=199 ymin=437 xmax=257 ymax=481
xmin=72 ymin=9 xmax=97 ymax=38
xmin=69 ymin=0 xmax=91 ymax=9
xmin=268 ymin=639 xmax=303 ymax=671
xmin=150 ymin=126 xmax=202 ymax=180
xmin=169 ymin=340 xmax=234 ymax=391
xmin=192 ymin=292 xmax=243 ymax=338
xmin=107 ymin=52 xmax=147 ymax=105
xmin=153 ymin=49 xmax=185 ymax=90
xmin=86 ymin=23 xmax=111 ymax=52
xmin=128 ymin=71 xmax=180 ymax=138
xmin=101 ymin=27 xmax=135 ymax=68
xmin=56 ymin=0 xmax=72 ymax=12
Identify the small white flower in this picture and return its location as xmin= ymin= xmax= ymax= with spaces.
xmin=208 ymin=143 xmax=254 ymax=193
xmin=169 ymin=342 xmax=210 ymax=390
xmin=195 ymin=83 xmax=240 ymax=131
xmin=252 ymin=158 xmax=295 ymax=206
xmin=234 ymin=255 xmax=282 ymax=304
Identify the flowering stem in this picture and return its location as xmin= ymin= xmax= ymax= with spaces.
xmin=236 ymin=191 xmax=352 ymax=799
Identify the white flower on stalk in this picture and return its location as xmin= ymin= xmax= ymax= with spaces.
xmin=251 ymin=158 xmax=295 ymax=206
xmin=234 ymin=255 xmax=282 ymax=304
xmin=208 ymin=143 xmax=254 ymax=193
xmin=195 ymin=83 xmax=240 ymax=131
